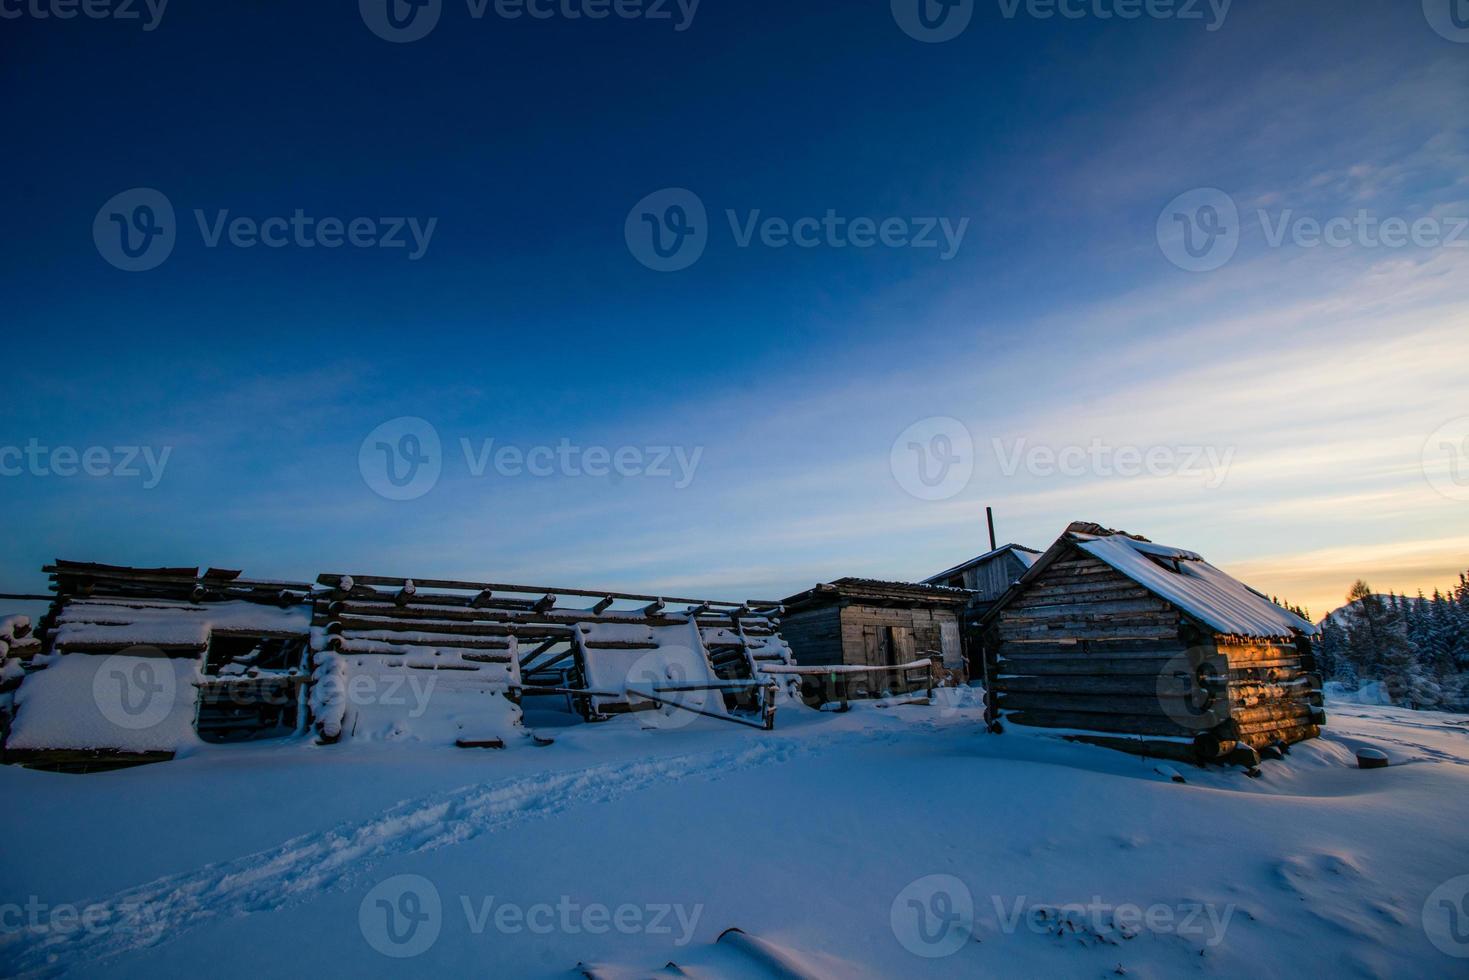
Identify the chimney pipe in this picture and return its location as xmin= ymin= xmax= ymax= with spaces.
xmin=986 ymin=506 xmax=997 ymax=552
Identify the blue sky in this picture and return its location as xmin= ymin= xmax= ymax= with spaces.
xmin=2 ymin=0 xmax=1467 ymax=619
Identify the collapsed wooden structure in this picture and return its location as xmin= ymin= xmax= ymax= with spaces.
xmin=980 ymin=522 xmax=1324 ymax=766
xmin=0 ymin=561 xmax=800 ymax=771
xmin=779 ymin=578 xmax=968 ymax=702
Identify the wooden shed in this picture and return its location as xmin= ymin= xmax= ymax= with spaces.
xmin=924 ymin=542 xmax=1041 ymax=608
xmin=925 ymin=542 xmax=1042 ymax=677
xmin=980 ymin=523 xmax=1323 ymax=766
xmin=779 ymin=578 xmax=970 ymax=701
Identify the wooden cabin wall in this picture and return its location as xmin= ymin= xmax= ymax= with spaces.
xmin=780 ymin=606 xmax=845 ymax=667
xmin=1214 ymin=637 xmax=1322 ymax=750
xmin=961 ymin=552 xmax=1030 ymax=603
xmin=838 ymin=604 xmax=958 ymax=669
xmin=984 ymin=550 xmax=1205 ymax=740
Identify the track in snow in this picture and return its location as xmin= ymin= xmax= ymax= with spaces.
xmin=1 ymin=737 xmax=814 ymax=976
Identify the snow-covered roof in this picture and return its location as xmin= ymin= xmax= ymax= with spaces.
xmin=1065 ymin=529 xmax=1319 ymax=640
xmin=53 ymin=598 xmax=313 ymax=652
xmin=923 ymin=543 xmax=1041 ymax=585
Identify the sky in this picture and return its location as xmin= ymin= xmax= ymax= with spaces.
xmin=1 ymin=0 xmax=1466 ymax=622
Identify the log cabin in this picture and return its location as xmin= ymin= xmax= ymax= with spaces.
xmin=979 ymin=523 xmax=1323 ymax=766
xmin=779 ymin=578 xmax=970 ymax=703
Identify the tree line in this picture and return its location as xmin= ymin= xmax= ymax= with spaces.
xmin=1314 ymin=572 xmax=1469 ymax=712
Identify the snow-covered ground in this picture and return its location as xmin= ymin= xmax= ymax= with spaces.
xmin=3 ymin=696 xmax=1468 ymax=978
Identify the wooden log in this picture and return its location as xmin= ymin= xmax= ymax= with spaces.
xmin=1225 ymin=744 xmax=1262 ymax=768
xmin=1356 ymin=748 xmax=1389 ymax=769
xmin=315 ymin=573 xmax=778 ymax=610
xmin=996 ymin=692 xmax=1226 ymax=723
xmin=1002 ymin=708 xmax=1200 ymax=737
xmin=998 ymin=622 xmax=1180 ymax=642
xmin=996 ymin=674 xmax=1205 ymax=696
xmin=1228 ymin=703 xmax=1314 ymax=727
xmin=994 ymin=656 xmax=1182 ymax=676
xmin=583 ymin=641 xmax=660 ymax=650
xmin=455 ymin=738 xmax=505 ymax=749
xmin=1232 ymin=720 xmax=1320 ymax=743
xmin=1192 ymin=731 xmax=1236 ymax=761
xmin=1007 ymin=597 xmax=1171 ymax=618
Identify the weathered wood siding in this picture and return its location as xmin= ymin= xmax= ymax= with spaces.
xmin=839 ymin=604 xmax=957 ymax=668
xmin=959 ymin=551 xmax=1031 ymax=601
xmin=780 ymin=606 xmax=845 ymax=666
